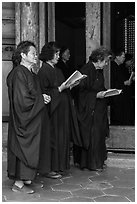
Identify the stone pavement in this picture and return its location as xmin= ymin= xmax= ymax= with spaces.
xmin=2 ymin=123 xmax=135 ymax=202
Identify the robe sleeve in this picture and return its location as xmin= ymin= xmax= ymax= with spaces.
xmin=79 ymin=64 xmax=97 ymax=113
xmin=13 ymin=70 xmax=45 ymax=128
xmin=38 ymin=66 xmax=61 ymax=114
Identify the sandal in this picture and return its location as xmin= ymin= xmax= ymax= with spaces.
xmin=24 ymin=180 xmax=44 ymax=188
xmin=24 ymin=180 xmax=32 ymax=185
xmin=12 ymin=184 xmax=34 ymax=194
xmin=46 ymin=171 xmax=62 ymax=179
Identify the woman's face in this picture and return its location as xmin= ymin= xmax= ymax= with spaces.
xmin=116 ymin=52 xmax=125 ymax=64
xmin=23 ymin=46 xmax=37 ymax=65
xmin=96 ymin=56 xmax=110 ymax=69
xmin=51 ymin=51 xmax=60 ymax=65
xmin=62 ymin=49 xmax=70 ymax=61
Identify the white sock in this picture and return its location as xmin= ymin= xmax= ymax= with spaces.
xmin=14 ymin=180 xmax=24 ymax=188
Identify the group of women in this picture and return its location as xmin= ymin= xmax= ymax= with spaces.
xmin=7 ymin=40 xmax=112 ymax=194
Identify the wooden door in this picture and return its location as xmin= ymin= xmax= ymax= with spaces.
xmin=102 ymin=3 xmax=135 ymax=151
xmin=2 ymin=2 xmax=15 ymax=120
xmin=85 ymin=2 xmax=135 ymax=151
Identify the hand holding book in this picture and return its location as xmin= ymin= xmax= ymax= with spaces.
xmin=69 ymin=79 xmax=81 ymax=90
xmin=97 ymin=89 xmax=122 ymax=98
xmin=64 ymin=70 xmax=87 ymax=87
xmin=58 ymin=70 xmax=87 ymax=92
xmin=58 ymin=81 xmax=70 ymax=92
xmin=59 ymin=70 xmax=87 ymax=92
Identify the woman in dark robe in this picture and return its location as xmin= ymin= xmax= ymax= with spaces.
xmin=110 ymin=50 xmax=134 ymax=125
xmin=38 ymin=42 xmax=81 ymax=178
xmin=56 ymin=46 xmax=77 ymax=99
xmin=7 ymin=41 xmax=51 ymax=193
xmin=110 ymin=49 xmax=125 ymax=125
xmin=56 ymin=46 xmax=72 ymax=79
xmin=73 ymin=47 xmax=111 ymax=171
xmin=124 ymin=53 xmax=135 ymax=125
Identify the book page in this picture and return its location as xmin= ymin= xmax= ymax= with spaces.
xmin=129 ymin=71 xmax=135 ymax=83
xmin=104 ymin=89 xmax=122 ymax=97
xmin=64 ymin=70 xmax=87 ymax=86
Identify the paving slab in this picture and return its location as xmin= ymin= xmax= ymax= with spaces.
xmin=2 ymin=122 xmax=135 ymax=202
xmin=72 ymin=188 xmax=105 ymax=199
xmin=103 ymin=187 xmax=135 ymax=198
xmin=94 ymin=195 xmax=131 ymax=202
xmin=2 ymin=162 xmax=135 ymax=202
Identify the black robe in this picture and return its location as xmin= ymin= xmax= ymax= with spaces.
xmin=56 ymin=59 xmax=73 ymax=80
xmin=73 ymin=61 xmax=109 ymax=170
xmin=38 ymin=62 xmax=81 ymax=173
xmin=110 ymin=61 xmax=134 ymax=125
xmin=7 ymin=65 xmax=45 ymax=180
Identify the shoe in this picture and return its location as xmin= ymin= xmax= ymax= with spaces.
xmin=32 ymin=182 xmax=44 ymax=188
xmin=96 ymin=168 xmax=103 ymax=172
xmin=24 ymin=180 xmax=32 ymax=185
xmin=58 ymin=170 xmax=68 ymax=176
xmin=90 ymin=168 xmax=103 ymax=172
xmin=24 ymin=181 xmax=44 ymax=188
xmin=94 ymin=168 xmax=103 ymax=172
xmin=103 ymin=163 xmax=107 ymax=169
xmin=80 ymin=167 xmax=88 ymax=171
xmin=12 ymin=184 xmax=34 ymax=194
xmin=46 ymin=172 xmax=62 ymax=179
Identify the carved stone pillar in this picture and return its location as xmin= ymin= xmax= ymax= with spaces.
xmin=102 ymin=2 xmax=111 ymax=89
xmin=15 ymin=3 xmax=39 ymax=48
xmin=86 ymin=2 xmax=101 ymax=62
xmin=15 ymin=2 xmax=47 ymax=71
xmin=47 ymin=2 xmax=55 ymax=42
xmin=15 ymin=2 xmax=55 ymax=51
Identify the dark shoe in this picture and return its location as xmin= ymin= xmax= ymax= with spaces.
xmin=90 ymin=168 xmax=103 ymax=172
xmin=58 ymin=170 xmax=69 ymax=176
xmin=12 ymin=184 xmax=34 ymax=194
xmin=95 ymin=168 xmax=103 ymax=172
xmin=80 ymin=167 xmax=87 ymax=171
xmin=97 ymin=169 xmax=103 ymax=172
xmin=46 ymin=172 xmax=62 ymax=179
xmin=33 ymin=182 xmax=44 ymax=188
xmin=103 ymin=163 xmax=107 ymax=169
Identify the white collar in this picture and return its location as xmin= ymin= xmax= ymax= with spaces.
xmin=46 ymin=61 xmax=54 ymax=68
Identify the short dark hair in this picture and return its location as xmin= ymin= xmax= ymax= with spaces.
xmin=12 ymin=41 xmax=36 ymax=68
xmin=59 ymin=46 xmax=69 ymax=58
xmin=125 ymin=53 xmax=133 ymax=62
xmin=89 ymin=46 xmax=111 ymax=62
xmin=113 ymin=48 xmax=125 ymax=57
xmin=39 ymin=41 xmax=60 ymax=62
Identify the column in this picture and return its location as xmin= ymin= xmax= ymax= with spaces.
xmin=15 ymin=2 xmax=39 ymax=50
xmin=102 ymin=2 xmax=111 ymax=89
xmin=86 ymin=2 xmax=101 ymax=62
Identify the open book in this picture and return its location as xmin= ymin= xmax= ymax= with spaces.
xmin=64 ymin=70 xmax=87 ymax=87
xmin=103 ymin=89 xmax=122 ymax=97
